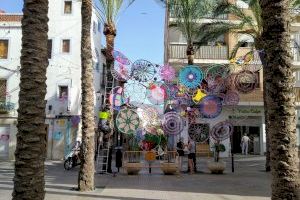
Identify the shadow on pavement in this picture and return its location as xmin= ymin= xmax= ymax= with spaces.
xmin=0 ymin=156 xmax=271 ymax=199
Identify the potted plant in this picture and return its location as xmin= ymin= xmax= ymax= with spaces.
xmin=207 ymin=142 xmax=226 ymax=174
xmin=125 ymin=135 xmax=142 ymax=175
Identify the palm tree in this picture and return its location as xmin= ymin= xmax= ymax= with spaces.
xmin=98 ymin=0 xmax=135 ymax=69
xmin=78 ymin=0 xmax=96 ymax=191
xmin=211 ymin=0 xmax=269 ymax=172
xmin=259 ymin=0 xmax=300 ymax=198
xmin=167 ymin=0 xmax=218 ymax=65
xmin=12 ymin=0 xmax=49 ymax=199
xmin=96 ymin=0 xmax=134 ymax=173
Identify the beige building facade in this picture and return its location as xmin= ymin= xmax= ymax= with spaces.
xmin=164 ymin=1 xmax=300 ymax=156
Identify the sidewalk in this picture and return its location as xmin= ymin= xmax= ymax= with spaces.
xmin=0 ymin=156 xmax=271 ymax=200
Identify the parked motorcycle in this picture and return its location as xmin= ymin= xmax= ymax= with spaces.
xmin=64 ymin=141 xmax=81 ymax=170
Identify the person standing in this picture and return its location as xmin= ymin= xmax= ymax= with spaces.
xmin=187 ymin=137 xmax=196 ymax=174
xmin=241 ymin=134 xmax=250 ymax=155
xmin=176 ymin=137 xmax=184 ymax=172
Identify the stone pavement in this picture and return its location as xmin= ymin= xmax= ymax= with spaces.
xmin=0 ymin=155 xmax=271 ymax=200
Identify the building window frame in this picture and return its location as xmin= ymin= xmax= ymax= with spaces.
xmin=61 ymin=39 xmax=71 ymax=54
xmin=63 ymin=0 xmax=73 ymax=15
xmin=47 ymin=39 xmax=53 ymax=59
xmin=98 ymin=21 xmax=101 ymax=32
xmin=0 ymin=39 xmax=9 ymax=60
xmin=57 ymin=85 xmax=69 ymax=100
xmin=101 ymin=64 xmax=106 ymax=87
xmin=93 ymin=21 xmax=97 ymax=34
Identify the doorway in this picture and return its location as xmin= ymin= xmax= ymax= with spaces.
xmin=233 ymin=126 xmax=260 ymax=154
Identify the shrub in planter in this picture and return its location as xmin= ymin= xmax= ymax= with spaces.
xmin=125 ymin=135 xmax=142 ymax=175
xmin=160 ymin=162 xmax=178 ymax=175
xmin=207 ymin=142 xmax=226 ymax=174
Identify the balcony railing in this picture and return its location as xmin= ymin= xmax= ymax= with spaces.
xmin=0 ymin=101 xmax=15 ymax=114
xmin=236 ymin=47 xmax=300 ymax=63
xmin=169 ymin=12 xmax=228 ymax=20
xmin=169 ymin=44 xmax=228 ymax=60
xmin=292 ymin=47 xmax=300 ymax=62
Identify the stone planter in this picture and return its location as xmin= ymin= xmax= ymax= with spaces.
xmin=160 ymin=162 xmax=178 ymax=175
xmin=207 ymin=161 xmax=226 ymax=174
xmin=124 ymin=162 xmax=142 ymax=175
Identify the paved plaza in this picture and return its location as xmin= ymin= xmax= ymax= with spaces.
xmin=0 ymin=156 xmax=271 ymax=200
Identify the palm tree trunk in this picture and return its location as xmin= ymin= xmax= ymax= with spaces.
xmin=187 ymin=43 xmax=194 ymax=65
xmin=12 ymin=1 xmax=49 ymax=199
xmin=256 ymin=41 xmax=271 ymax=172
xmin=259 ymin=0 xmax=300 ymax=198
xmin=104 ymin=24 xmax=116 ymax=70
xmin=78 ymin=0 xmax=95 ymax=191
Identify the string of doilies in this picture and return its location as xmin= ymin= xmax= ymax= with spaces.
xmin=110 ymin=49 xmax=262 ymax=149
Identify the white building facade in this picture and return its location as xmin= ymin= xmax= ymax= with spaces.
xmin=0 ymin=0 xmax=105 ymax=160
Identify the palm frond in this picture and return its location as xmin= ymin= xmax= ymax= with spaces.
xmin=292 ymin=0 xmax=300 ymax=8
xmin=213 ymin=1 xmax=247 ymax=19
xmin=168 ymin=0 xmax=216 ymax=44
xmin=229 ymin=40 xmax=249 ymax=59
xmin=233 ymin=29 xmax=256 ymax=38
xmin=98 ymin=0 xmax=135 ymax=24
xmin=194 ymin=22 xmax=237 ymax=47
xmin=214 ymin=1 xmax=258 ymax=31
xmin=248 ymin=0 xmax=262 ymax=35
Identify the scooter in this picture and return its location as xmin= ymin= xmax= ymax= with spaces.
xmin=64 ymin=141 xmax=81 ymax=170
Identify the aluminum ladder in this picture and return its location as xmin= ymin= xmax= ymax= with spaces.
xmin=96 ymin=65 xmax=115 ymax=174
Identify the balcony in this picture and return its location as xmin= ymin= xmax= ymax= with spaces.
xmin=169 ymin=44 xmax=228 ymax=60
xmin=0 ymin=101 xmax=15 ymax=114
xmin=236 ymin=47 xmax=300 ymax=63
xmin=169 ymin=12 xmax=228 ymax=20
xmin=292 ymin=47 xmax=300 ymax=62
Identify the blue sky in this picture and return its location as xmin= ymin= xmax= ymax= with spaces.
xmin=0 ymin=0 xmax=165 ymax=64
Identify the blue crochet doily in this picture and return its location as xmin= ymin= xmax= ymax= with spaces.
xmin=179 ymin=65 xmax=203 ymax=89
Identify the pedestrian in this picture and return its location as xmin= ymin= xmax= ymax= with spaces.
xmin=241 ymin=133 xmax=250 ymax=155
xmin=176 ymin=137 xmax=184 ymax=172
xmin=187 ymin=137 xmax=196 ymax=174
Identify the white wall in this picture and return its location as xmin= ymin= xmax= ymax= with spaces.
xmin=0 ymin=0 xmax=105 ymax=160
xmin=0 ymin=20 xmax=22 ymax=114
xmin=46 ymin=0 xmax=104 ymax=119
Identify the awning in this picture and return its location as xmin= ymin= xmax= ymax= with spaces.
xmin=238 ymin=34 xmax=254 ymax=42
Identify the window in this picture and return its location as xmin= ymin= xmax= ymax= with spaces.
xmin=93 ymin=21 xmax=96 ymax=33
xmin=240 ymin=42 xmax=254 ymax=47
xmin=95 ymin=49 xmax=99 ymax=58
xmin=58 ymin=86 xmax=68 ymax=99
xmin=101 ymin=64 xmax=106 ymax=86
xmin=47 ymin=39 xmax=52 ymax=59
xmin=239 ymin=34 xmax=254 ymax=47
xmin=64 ymin=1 xmax=72 ymax=14
xmin=0 ymin=79 xmax=6 ymax=102
xmin=98 ymin=22 xmax=101 ymax=32
xmin=0 ymin=40 xmax=8 ymax=59
xmin=62 ymin=39 xmax=70 ymax=53
xmin=95 ymin=63 xmax=99 ymax=72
